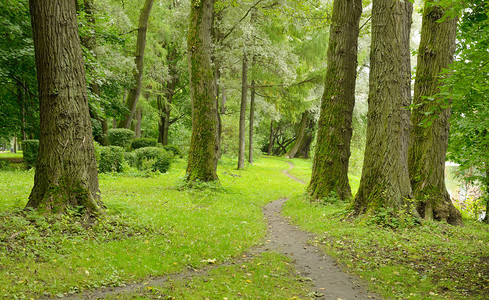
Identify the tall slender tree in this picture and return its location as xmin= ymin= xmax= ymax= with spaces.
xmin=308 ymin=0 xmax=362 ymax=200
xmin=353 ymin=0 xmax=415 ymax=214
xmin=238 ymin=51 xmax=248 ymax=170
xmin=26 ymin=0 xmax=102 ymax=215
xmin=118 ymin=0 xmax=154 ymax=129
xmin=186 ymin=0 xmax=219 ymax=182
xmin=408 ymin=4 xmax=462 ymax=225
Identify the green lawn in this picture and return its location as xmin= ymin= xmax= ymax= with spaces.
xmin=1 ymin=156 xmax=487 ymax=299
xmin=0 ymin=157 xmax=309 ymax=299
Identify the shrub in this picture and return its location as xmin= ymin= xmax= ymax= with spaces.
xmin=123 ymin=151 xmax=137 ymax=167
xmin=99 ymin=146 xmax=124 ymax=173
xmin=22 ymin=139 xmax=39 ymax=169
xmin=163 ymin=144 xmax=183 ymax=158
xmin=131 ymin=138 xmax=158 ymax=150
xmin=0 ymin=159 xmax=9 ymax=170
xmin=106 ymin=128 xmax=134 ymax=149
xmin=134 ymin=147 xmax=172 ymax=173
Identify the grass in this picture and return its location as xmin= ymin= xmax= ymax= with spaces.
xmin=282 ymin=159 xmax=489 ymax=300
xmin=0 ymin=157 xmax=308 ymax=299
xmin=106 ymin=252 xmax=311 ymax=299
xmin=0 ymin=151 xmax=23 ymax=159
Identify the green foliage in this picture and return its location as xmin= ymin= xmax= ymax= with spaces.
xmin=442 ymin=0 xmax=489 ymax=211
xmin=22 ymin=139 xmax=39 ymax=169
xmin=134 ymin=147 xmax=172 ymax=173
xmin=0 ymin=159 xmax=9 ymax=170
xmin=106 ymin=128 xmax=134 ymax=149
xmin=130 ymin=138 xmax=158 ymax=150
xmin=123 ymin=151 xmax=137 ymax=167
xmin=99 ymin=146 xmax=124 ymax=173
xmin=163 ymin=144 xmax=183 ymax=158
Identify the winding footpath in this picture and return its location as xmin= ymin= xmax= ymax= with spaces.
xmin=63 ymin=162 xmax=377 ymax=299
xmin=263 ymin=162 xmax=377 ymax=299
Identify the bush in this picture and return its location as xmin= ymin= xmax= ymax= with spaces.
xmin=99 ymin=146 xmax=124 ymax=173
xmin=131 ymin=138 xmax=158 ymax=150
xmin=134 ymin=147 xmax=172 ymax=173
xmin=123 ymin=151 xmax=137 ymax=167
xmin=106 ymin=128 xmax=134 ymax=149
xmin=163 ymin=144 xmax=183 ymax=158
xmin=22 ymin=139 xmax=39 ymax=169
xmin=0 ymin=159 xmax=9 ymax=170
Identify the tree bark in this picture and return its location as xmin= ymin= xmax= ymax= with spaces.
xmin=287 ymin=111 xmax=310 ymax=159
xmin=186 ymin=0 xmax=219 ymax=182
xmin=353 ymin=0 xmax=415 ymax=214
xmin=26 ymin=0 xmax=102 ymax=215
xmin=118 ymin=0 xmax=154 ymax=129
xmin=248 ymin=80 xmax=255 ymax=164
xmin=238 ymin=52 xmax=248 ymax=170
xmin=308 ymin=0 xmax=362 ymax=200
xmin=135 ymin=104 xmax=142 ymax=138
xmin=268 ymin=120 xmax=274 ymax=156
xmin=296 ymin=115 xmax=315 ymax=159
xmin=408 ymin=5 xmax=462 ymax=225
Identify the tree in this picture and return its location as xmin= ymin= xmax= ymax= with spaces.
xmin=308 ymin=0 xmax=362 ymax=200
xmin=26 ymin=0 xmax=102 ymax=215
xmin=186 ymin=0 xmax=219 ymax=182
xmin=408 ymin=3 xmax=462 ymax=225
xmin=237 ymin=51 xmax=248 ymax=170
xmin=118 ymin=0 xmax=154 ymax=129
xmin=353 ymin=0 xmax=415 ymax=215
xmin=444 ymin=0 xmax=489 ymax=223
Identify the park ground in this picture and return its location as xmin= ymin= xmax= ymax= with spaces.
xmin=0 ymin=153 xmax=488 ymax=299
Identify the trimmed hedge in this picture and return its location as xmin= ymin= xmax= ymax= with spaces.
xmin=107 ymin=128 xmax=134 ymax=149
xmin=99 ymin=146 xmax=124 ymax=173
xmin=134 ymin=147 xmax=172 ymax=173
xmin=123 ymin=151 xmax=137 ymax=167
xmin=22 ymin=139 xmax=39 ymax=169
xmin=0 ymin=159 xmax=9 ymax=170
xmin=163 ymin=144 xmax=183 ymax=158
xmin=131 ymin=138 xmax=158 ymax=150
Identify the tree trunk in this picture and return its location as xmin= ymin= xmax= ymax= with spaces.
xmin=238 ymin=52 xmax=248 ymax=170
xmin=186 ymin=0 xmax=219 ymax=182
xmin=408 ymin=5 xmax=462 ymax=225
xmin=308 ymin=0 xmax=362 ymax=200
xmin=248 ymin=80 xmax=255 ymax=164
xmin=287 ymin=111 xmax=310 ymax=159
xmin=135 ymin=104 xmax=142 ymax=138
xmin=353 ymin=0 xmax=415 ymax=215
xmin=268 ymin=120 xmax=274 ymax=156
xmin=296 ymin=115 xmax=315 ymax=159
xmin=26 ymin=0 xmax=102 ymax=215
xmin=118 ymin=0 xmax=154 ymax=129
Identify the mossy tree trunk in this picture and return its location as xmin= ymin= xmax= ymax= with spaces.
xmin=308 ymin=0 xmax=362 ymax=201
xmin=26 ymin=0 xmax=103 ymax=215
xmin=118 ymin=0 xmax=154 ymax=129
xmin=353 ymin=0 xmax=414 ymax=214
xmin=238 ymin=52 xmax=248 ymax=170
xmin=408 ymin=4 xmax=462 ymax=225
xmin=186 ymin=0 xmax=219 ymax=182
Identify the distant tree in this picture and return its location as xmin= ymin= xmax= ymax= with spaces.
xmin=353 ymin=0 xmax=415 ymax=215
xmin=186 ymin=0 xmax=219 ymax=182
xmin=408 ymin=2 xmax=462 ymax=225
xmin=308 ymin=0 xmax=362 ymax=201
xmin=118 ymin=0 xmax=154 ymax=129
xmin=26 ymin=0 xmax=103 ymax=215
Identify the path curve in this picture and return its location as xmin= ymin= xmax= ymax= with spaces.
xmin=59 ymin=161 xmax=377 ymax=299
xmin=263 ymin=161 xmax=377 ymax=299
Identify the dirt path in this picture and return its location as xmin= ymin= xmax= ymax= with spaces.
xmin=262 ymin=162 xmax=377 ymax=300
xmin=62 ymin=161 xmax=377 ymax=299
